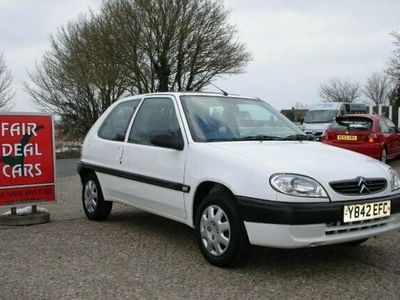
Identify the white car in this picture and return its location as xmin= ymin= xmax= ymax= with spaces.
xmin=78 ymin=92 xmax=400 ymax=267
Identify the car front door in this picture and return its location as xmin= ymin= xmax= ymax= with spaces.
xmin=90 ymin=99 xmax=141 ymax=200
xmin=119 ymin=96 xmax=188 ymax=219
xmin=384 ymin=118 xmax=400 ymax=156
xmin=378 ymin=118 xmax=396 ymax=157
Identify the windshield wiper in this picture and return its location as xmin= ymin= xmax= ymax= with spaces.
xmin=239 ymin=135 xmax=283 ymax=141
xmin=304 ymin=120 xmax=333 ymax=124
xmin=282 ymin=134 xmax=315 ymax=141
xmin=236 ymin=134 xmax=315 ymax=142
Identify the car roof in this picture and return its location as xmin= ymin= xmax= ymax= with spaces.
xmin=337 ymin=114 xmax=382 ymax=120
xmin=116 ymin=92 xmax=261 ymax=102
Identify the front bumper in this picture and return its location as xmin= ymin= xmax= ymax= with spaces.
xmin=244 ymin=213 xmax=400 ymax=248
xmin=236 ymin=195 xmax=400 ymax=248
xmin=236 ymin=195 xmax=400 ymax=224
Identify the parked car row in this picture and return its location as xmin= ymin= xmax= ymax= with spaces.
xmin=302 ymin=102 xmax=368 ymax=139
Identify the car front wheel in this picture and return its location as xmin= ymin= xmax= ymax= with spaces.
xmin=195 ymin=192 xmax=249 ymax=267
xmin=82 ymin=173 xmax=112 ymax=221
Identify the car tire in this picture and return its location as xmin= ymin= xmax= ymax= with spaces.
xmin=343 ymin=238 xmax=369 ymax=246
xmin=195 ymin=191 xmax=250 ymax=267
xmin=381 ymin=148 xmax=387 ymax=164
xmin=82 ymin=173 xmax=112 ymax=221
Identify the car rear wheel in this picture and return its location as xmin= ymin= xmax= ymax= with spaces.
xmin=381 ymin=148 xmax=387 ymax=164
xmin=82 ymin=173 xmax=112 ymax=221
xmin=195 ymin=192 xmax=250 ymax=267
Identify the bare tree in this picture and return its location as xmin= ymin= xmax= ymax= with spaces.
xmin=363 ymin=72 xmax=393 ymax=105
xmin=319 ymin=78 xmax=361 ymax=103
xmin=389 ymin=83 xmax=400 ymax=107
xmin=387 ymin=32 xmax=400 ymax=108
xmin=0 ymin=52 xmax=14 ymax=110
xmin=101 ymin=0 xmax=251 ymax=92
xmin=388 ymin=31 xmax=400 ymax=86
xmin=26 ymin=14 xmax=132 ymax=135
xmin=294 ymin=102 xmax=309 ymax=109
xmin=26 ymin=0 xmax=251 ymax=135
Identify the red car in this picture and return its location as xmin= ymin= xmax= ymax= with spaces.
xmin=321 ymin=114 xmax=400 ymax=163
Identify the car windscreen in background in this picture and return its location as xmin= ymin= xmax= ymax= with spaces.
xmin=303 ymin=110 xmax=338 ymax=123
xmin=331 ymin=117 xmax=373 ymax=131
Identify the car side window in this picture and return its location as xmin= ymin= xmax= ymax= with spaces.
xmin=98 ymin=100 xmax=140 ymax=142
xmin=379 ymin=119 xmax=389 ymax=133
xmin=384 ymin=118 xmax=396 ymax=132
xmin=128 ymin=97 xmax=183 ymax=146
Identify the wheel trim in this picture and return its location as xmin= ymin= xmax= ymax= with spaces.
xmin=200 ymin=205 xmax=231 ymax=256
xmin=84 ymin=180 xmax=98 ymax=213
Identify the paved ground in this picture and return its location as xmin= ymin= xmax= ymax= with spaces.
xmin=56 ymin=158 xmax=80 ymax=178
xmin=1 ymin=160 xmax=400 ymax=299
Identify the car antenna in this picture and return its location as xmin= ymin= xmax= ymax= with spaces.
xmin=210 ymin=83 xmax=228 ymax=96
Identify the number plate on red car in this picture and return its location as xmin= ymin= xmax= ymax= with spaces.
xmin=337 ymin=135 xmax=357 ymax=141
xmin=343 ymin=200 xmax=391 ymax=223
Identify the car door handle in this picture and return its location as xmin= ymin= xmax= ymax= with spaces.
xmin=118 ymin=147 xmax=124 ymax=164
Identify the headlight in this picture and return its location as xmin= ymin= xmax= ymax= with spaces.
xmin=270 ymin=174 xmax=328 ymax=198
xmin=389 ymin=169 xmax=400 ymax=191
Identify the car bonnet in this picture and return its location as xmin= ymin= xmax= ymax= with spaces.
xmin=208 ymin=141 xmax=391 ymax=198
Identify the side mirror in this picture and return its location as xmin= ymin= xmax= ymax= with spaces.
xmin=150 ymin=133 xmax=184 ymax=150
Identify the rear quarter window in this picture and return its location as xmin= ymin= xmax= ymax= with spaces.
xmin=379 ymin=119 xmax=389 ymax=133
xmin=331 ymin=117 xmax=372 ymax=131
xmin=98 ymin=99 xmax=141 ymax=141
xmin=384 ymin=118 xmax=396 ymax=131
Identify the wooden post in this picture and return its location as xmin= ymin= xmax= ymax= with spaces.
xmin=11 ymin=207 xmax=17 ymax=216
xmin=32 ymin=205 xmax=37 ymax=214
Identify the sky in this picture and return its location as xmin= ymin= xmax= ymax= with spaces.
xmin=1 ymin=0 xmax=399 ymax=112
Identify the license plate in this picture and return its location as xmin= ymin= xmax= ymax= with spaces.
xmin=337 ymin=135 xmax=357 ymax=141
xmin=343 ymin=200 xmax=391 ymax=223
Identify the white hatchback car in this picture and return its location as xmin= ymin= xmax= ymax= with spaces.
xmin=78 ymin=92 xmax=400 ymax=267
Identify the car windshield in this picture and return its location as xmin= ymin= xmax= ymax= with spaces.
xmin=180 ymin=95 xmax=305 ymax=142
xmin=303 ymin=110 xmax=338 ymax=123
xmin=331 ymin=117 xmax=373 ymax=131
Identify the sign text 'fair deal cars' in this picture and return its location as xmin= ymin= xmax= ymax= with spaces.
xmin=0 ymin=114 xmax=55 ymax=206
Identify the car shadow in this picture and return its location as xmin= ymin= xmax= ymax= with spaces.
xmin=98 ymin=208 xmax=394 ymax=275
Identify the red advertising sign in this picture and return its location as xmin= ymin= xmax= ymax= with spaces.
xmin=0 ymin=114 xmax=55 ymax=206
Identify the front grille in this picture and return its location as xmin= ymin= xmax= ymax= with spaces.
xmin=330 ymin=177 xmax=387 ymax=195
xmin=325 ymin=217 xmax=390 ymax=235
xmin=305 ymin=131 xmax=323 ymax=136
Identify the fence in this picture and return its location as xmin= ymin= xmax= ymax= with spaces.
xmin=368 ymin=105 xmax=400 ymax=126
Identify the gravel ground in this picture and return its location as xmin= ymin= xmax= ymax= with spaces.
xmin=1 ymin=168 xmax=400 ymax=299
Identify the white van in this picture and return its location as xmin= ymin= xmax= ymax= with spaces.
xmin=302 ymin=102 xmax=347 ymax=138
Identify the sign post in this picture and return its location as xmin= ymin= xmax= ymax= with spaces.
xmin=0 ymin=113 xmax=55 ymax=225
